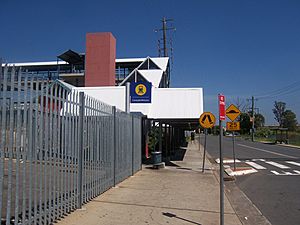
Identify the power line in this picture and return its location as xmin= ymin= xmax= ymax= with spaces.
xmin=256 ymin=81 xmax=300 ymax=99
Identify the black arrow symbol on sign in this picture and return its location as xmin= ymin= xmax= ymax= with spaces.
xmin=202 ymin=115 xmax=213 ymax=124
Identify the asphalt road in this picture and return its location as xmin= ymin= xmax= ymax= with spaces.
xmin=203 ymin=134 xmax=300 ymax=225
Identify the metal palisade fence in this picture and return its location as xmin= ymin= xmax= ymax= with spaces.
xmin=0 ymin=67 xmax=142 ymax=224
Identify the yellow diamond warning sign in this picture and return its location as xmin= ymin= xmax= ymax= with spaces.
xmin=226 ymin=122 xmax=240 ymax=131
xmin=199 ymin=112 xmax=216 ymax=129
xmin=226 ymin=104 xmax=241 ymax=121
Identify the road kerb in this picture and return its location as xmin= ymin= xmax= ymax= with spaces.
xmin=225 ymin=167 xmax=258 ymax=176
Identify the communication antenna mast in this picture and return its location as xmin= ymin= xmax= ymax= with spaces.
xmin=155 ymin=17 xmax=176 ymax=57
xmin=154 ymin=17 xmax=176 ymax=87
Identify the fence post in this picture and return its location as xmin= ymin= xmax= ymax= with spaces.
xmin=77 ymin=92 xmax=84 ymax=209
xmin=131 ymin=116 xmax=134 ymax=175
xmin=112 ymin=106 xmax=117 ymax=186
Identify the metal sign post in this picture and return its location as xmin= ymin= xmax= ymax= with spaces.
xmin=199 ymin=112 xmax=216 ymax=173
xmin=232 ymin=131 xmax=236 ymax=170
xmin=218 ymin=94 xmax=225 ymax=225
xmin=199 ymin=130 xmax=201 ymax=152
xmin=226 ymin=105 xmax=241 ymax=172
xmin=202 ymin=129 xmax=207 ymax=173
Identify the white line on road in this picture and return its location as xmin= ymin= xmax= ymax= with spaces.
xmin=271 ymin=170 xmax=280 ymax=175
xmin=245 ymin=161 xmax=266 ymax=169
xmin=265 ymin=161 xmax=290 ymax=169
xmin=237 ymin=144 xmax=298 ymax=159
xmin=285 ymin=161 xmax=300 ymax=167
xmin=252 ymin=159 xmax=266 ymax=162
xmin=270 ymin=170 xmax=300 ymax=176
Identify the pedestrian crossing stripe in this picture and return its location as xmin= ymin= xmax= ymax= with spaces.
xmin=286 ymin=161 xmax=300 ymax=167
xmin=271 ymin=170 xmax=300 ymax=176
xmin=245 ymin=161 xmax=266 ymax=170
xmin=216 ymin=158 xmax=300 ymax=175
xmin=265 ymin=161 xmax=290 ymax=169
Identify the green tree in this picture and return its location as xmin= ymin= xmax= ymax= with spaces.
xmin=273 ymin=101 xmax=286 ymax=127
xmin=254 ymin=113 xmax=265 ymax=128
xmin=239 ymin=113 xmax=251 ymax=134
xmin=282 ymin=110 xmax=298 ymax=131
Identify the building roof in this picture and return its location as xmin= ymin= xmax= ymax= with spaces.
xmin=118 ymin=57 xmax=169 ymax=87
xmin=138 ymin=70 xmax=163 ymax=88
xmin=57 ymin=49 xmax=84 ymax=65
xmin=1 ymin=61 xmax=68 ymax=67
xmin=2 ymin=57 xmax=169 ymax=68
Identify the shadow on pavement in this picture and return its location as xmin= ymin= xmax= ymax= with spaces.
xmin=170 ymin=148 xmax=187 ymax=161
xmin=162 ymin=212 xmax=202 ymax=225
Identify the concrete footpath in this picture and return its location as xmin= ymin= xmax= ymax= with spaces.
xmin=56 ymin=140 xmax=242 ymax=225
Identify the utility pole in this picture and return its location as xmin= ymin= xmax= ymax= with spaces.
xmin=251 ymin=96 xmax=255 ymax=142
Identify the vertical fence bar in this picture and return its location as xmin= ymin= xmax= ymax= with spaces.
xmin=95 ymin=101 xmax=100 ymax=195
xmin=71 ymin=90 xmax=76 ymax=210
xmin=21 ymin=73 xmax=28 ymax=224
xmin=56 ymin=85 xmax=62 ymax=216
xmin=6 ymin=67 xmax=15 ymax=225
xmin=83 ymin=97 xmax=87 ymax=203
xmin=85 ymin=97 xmax=89 ymax=202
xmin=100 ymin=110 xmax=104 ymax=191
xmin=88 ymin=97 xmax=92 ymax=201
xmin=63 ymin=89 xmax=68 ymax=215
xmin=38 ymin=80 xmax=44 ymax=223
xmin=59 ymin=88 xmax=65 ymax=218
xmin=27 ymin=75 xmax=35 ymax=224
xmin=112 ymin=107 xmax=116 ymax=186
xmin=53 ymin=84 xmax=59 ymax=221
xmin=14 ymin=69 xmax=22 ymax=224
xmin=62 ymin=85 xmax=71 ymax=215
xmin=48 ymin=82 xmax=54 ymax=223
xmin=74 ymin=91 xmax=79 ymax=209
xmin=83 ymin=97 xmax=86 ymax=202
xmin=131 ymin=116 xmax=134 ymax=176
xmin=43 ymin=79 xmax=50 ymax=225
xmin=90 ymin=99 xmax=95 ymax=199
xmin=0 ymin=66 xmax=8 ymax=222
xmin=67 ymin=88 xmax=72 ymax=213
xmin=77 ymin=92 xmax=84 ymax=209
xmin=0 ymin=65 xmax=8 ymax=220
xmin=33 ymin=77 xmax=40 ymax=225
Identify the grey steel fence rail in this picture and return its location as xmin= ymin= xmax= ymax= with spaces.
xmin=0 ymin=67 xmax=142 ymax=224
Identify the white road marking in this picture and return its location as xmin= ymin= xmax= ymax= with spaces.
xmin=265 ymin=161 xmax=290 ymax=169
xmin=270 ymin=170 xmax=300 ymax=176
xmin=271 ymin=170 xmax=280 ymax=175
xmin=252 ymin=159 xmax=266 ymax=162
xmin=238 ymin=144 xmax=298 ymax=159
xmin=245 ymin=161 xmax=266 ymax=170
xmin=285 ymin=161 xmax=300 ymax=167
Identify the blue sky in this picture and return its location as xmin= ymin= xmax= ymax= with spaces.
xmin=1 ymin=0 xmax=299 ymax=125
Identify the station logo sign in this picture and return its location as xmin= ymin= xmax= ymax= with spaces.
xmin=130 ymin=81 xmax=152 ymax=103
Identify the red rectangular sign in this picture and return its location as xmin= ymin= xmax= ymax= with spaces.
xmin=219 ymin=94 xmax=226 ymax=121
